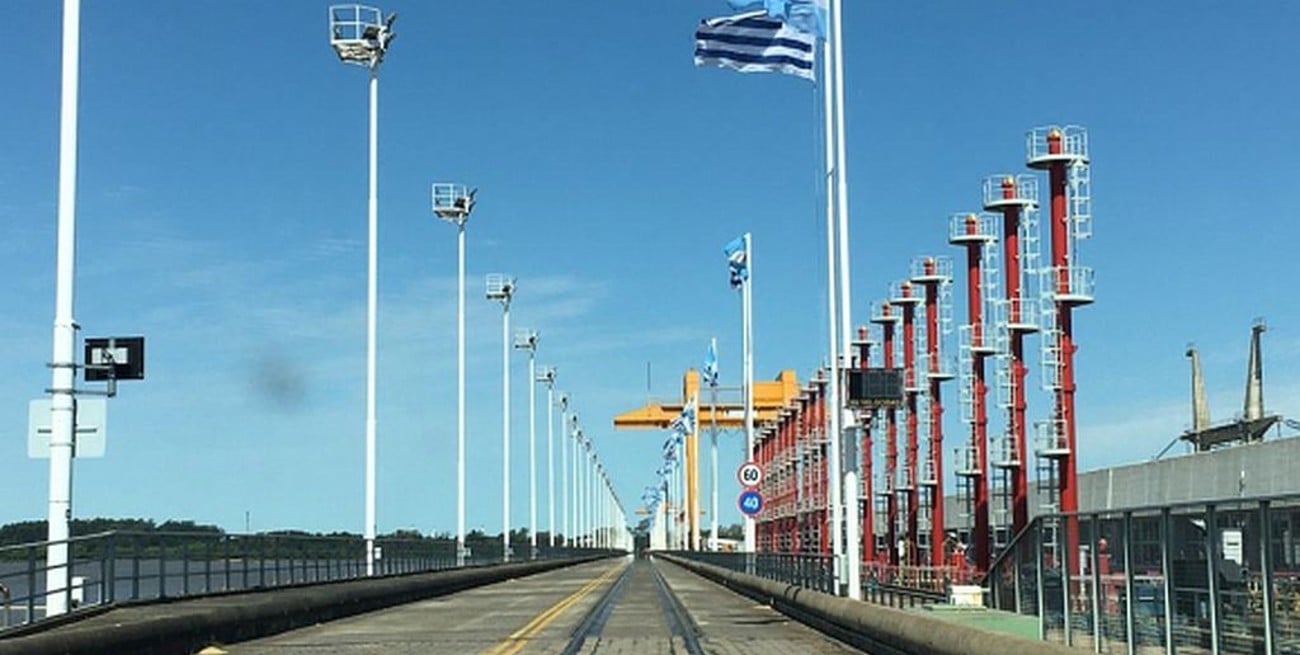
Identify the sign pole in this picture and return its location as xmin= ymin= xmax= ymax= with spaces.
xmin=45 ymin=0 xmax=82 ymax=618
xmin=710 ymin=351 xmax=719 ymax=551
xmin=742 ymin=233 xmax=756 ymax=554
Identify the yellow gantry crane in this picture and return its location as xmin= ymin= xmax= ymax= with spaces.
xmin=614 ymin=368 xmax=802 ymax=549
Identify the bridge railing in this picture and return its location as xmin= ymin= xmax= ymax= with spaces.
xmin=983 ymin=492 xmax=1300 ymax=654
xmin=0 ymin=530 xmax=602 ymax=630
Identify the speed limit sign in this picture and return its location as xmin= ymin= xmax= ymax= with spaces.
xmin=737 ymin=461 xmax=763 ymax=488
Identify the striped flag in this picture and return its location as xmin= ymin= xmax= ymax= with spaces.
xmin=694 ymin=11 xmax=816 ymax=81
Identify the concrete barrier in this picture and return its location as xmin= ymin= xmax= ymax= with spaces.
xmin=0 ymin=556 xmax=608 ymax=655
xmin=659 ymin=554 xmax=1076 ymax=655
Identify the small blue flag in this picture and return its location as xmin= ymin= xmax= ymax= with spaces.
xmin=703 ymin=339 xmax=719 ymax=387
xmin=724 ymin=235 xmax=749 ymax=289
xmin=670 ymin=399 xmax=697 ymax=436
xmin=726 ymin=0 xmax=828 ymax=38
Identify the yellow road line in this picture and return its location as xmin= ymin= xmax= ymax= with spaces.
xmin=482 ymin=562 xmax=626 ymax=655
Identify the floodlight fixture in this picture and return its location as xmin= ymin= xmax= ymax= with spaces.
xmin=486 ymin=274 xmax=515 ymax=304
xmin=329 ymin=5 xmax=396 ymax=68
xmin=536 ymin=365 xmax=556 ymax=384
xmin=514 ymin=329 xmax=539 ymax=352
xmin=433 ymin=183 xmax=475 ymax=225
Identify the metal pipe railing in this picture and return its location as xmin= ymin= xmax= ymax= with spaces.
xmin=1 ymin=530 xmax=613 ymax=631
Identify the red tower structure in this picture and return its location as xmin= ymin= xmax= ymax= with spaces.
xmin=869 ymin=301 xmax=902 ymax=566
xmin=852 ymin=326 xmax=876 ymax=565
xmin=889 ymin=281 xmax=922 ymax=566
xmin=982 ymin=174 xmax=1040 ymax=549
xmin=911 ymin=256 xmax=954 ymax=567
xmin=1027 ymin=125 xmax=1092 ymax=575
xmin=847 ymin=327 xmax=878 ymax=564
xmin=950 ymin=213 xmax=999 ymax=571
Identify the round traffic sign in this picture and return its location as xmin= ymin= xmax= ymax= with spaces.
xmin=738 ymin=489 xmax=764 ymax=516
xmin=736 ymin=461 xmax=763 ymax=488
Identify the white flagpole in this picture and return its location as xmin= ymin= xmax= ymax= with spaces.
xmin=820 ymin=34 xmax=845 ymax=595
xmin=742 ymin=233 xmax=756 ymax=554
xmin=690 ymin=392 xmax=700 ymax=551
xmin=710 ymin=337 xmax=719 ymax=551
xmin=831 ymin=0 xmax=861 ymax=601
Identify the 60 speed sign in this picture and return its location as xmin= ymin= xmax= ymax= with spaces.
xmin=737 ymin=461 xmax=763 ymax=488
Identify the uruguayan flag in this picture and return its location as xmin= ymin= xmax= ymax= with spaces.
xmin=695 ymin=12 xmax=816 ymax=81
xmin=703 ymin=340 xmax=719 ymax=387
xmin=724 ymin=235 xmax=749 ymax=288
xmin=726 ymin=0 xmax=829 ymax=37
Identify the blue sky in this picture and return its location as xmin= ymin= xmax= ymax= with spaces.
xmin=4 ymin=1 xmax=1300 ymax=537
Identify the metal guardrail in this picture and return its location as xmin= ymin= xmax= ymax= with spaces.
xmin=984 ymin=493 xmax=1300 ymax=654
xmin=0 ymin=530 xmax=602 ymax=631
xmin=665 ymin=551 xmax=957 ymax=608
xmin=663 ymin=551 xmax=836 ymax=594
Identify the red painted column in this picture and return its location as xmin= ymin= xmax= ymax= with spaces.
xmin=881 ymin=305 xmax=900 ymax=567
xmin=900 ymin=285 xmax=919 ymax=567
xmin=920 ymin=259 xmax=946 ymax=568
xmin=856 ymin=326 xmax=875 ymax=565
xmin=1046 ymin=130 xmax=1081 ymax=578
xmin=790 ymin=400 xmax=800 ymax=553
xmin=816 ymin=384 xmax=830 ymax=555
xmin=997 ymin=178 xmax=1031 ymax=539
xmin=962 ymin=216 xmax=992 ymax=571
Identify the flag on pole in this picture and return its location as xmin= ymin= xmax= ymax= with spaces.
xmin=703 ymin=339 xmax=719 ymax=387
xmin=724 ymin=235 xmax=749 ymax=288
xmin=726 ymin=0 xmax=829 ymax=37
xmin=694 ymin=12 xmax=816 ymax=81
xmin=669 ymin=398 xmax=697 ymax=436
xmin=663 ymin=436 xmax=678 ymax=461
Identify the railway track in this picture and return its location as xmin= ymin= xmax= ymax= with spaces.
xmin=562 ymin=558 xmax=703 ymax=655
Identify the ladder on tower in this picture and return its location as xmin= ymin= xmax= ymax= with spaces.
xmin=1039 ymin=300 xmax=1063 ymax=391
xmin=1034 ymin=418 xmax=1067 ymax=569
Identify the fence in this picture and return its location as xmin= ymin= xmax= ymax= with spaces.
xmin=985 ymin=494 xmax=1300 ymax=654
xmin=0 ymin=530 xmax=597 ymax=630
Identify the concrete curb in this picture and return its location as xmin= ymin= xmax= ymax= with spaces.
xmin=659 ymin=554 xmax=1076 ymax=655
xmin=0 ymin=556 xmax=607 ymax=655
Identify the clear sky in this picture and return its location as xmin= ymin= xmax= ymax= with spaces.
xmin=3 ymin=1 xmax=1300 ymax=537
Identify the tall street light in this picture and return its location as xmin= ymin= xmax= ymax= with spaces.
xmin=572 ymin=421 xmax=583 ymax=547
xmin=536 ymin=366 xmax=557 ymax=548
xmin=514 ymin=329 xmax=539 ymax=558
xmin=559 ymin=394 xmax=570 ymax=546
xmin=432 ymin=183 xmax=475 ymax=565
xmin=330 ymin=4 xmax=396 ymax=577
xmin=487 ymin=274 xmax=516 ymax=562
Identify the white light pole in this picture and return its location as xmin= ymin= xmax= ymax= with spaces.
xmin=44 ymin=0 xmax=81 ymax=617
xmin=575 ymin=428 xmax=586 ymax=547
xmin=432 ymin=184 xmax=475 ymax=566
xmin=487 ymin=274 xmax=516 ymax=562
xmin=537 ymin=367 xmax=556 ymax=548
xmin=515 ymin=330 xmax=539 ymax=558
xmin=330 ymin=4 xmax=396 ymax=577
xmin=571 ymin=419 xmax=581 ymax=547
xmin=560 ymin=395 xmax=570 ymax=547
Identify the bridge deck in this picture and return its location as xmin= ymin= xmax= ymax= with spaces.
xmin=229 ymin=557 xmax=861 ymax=654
